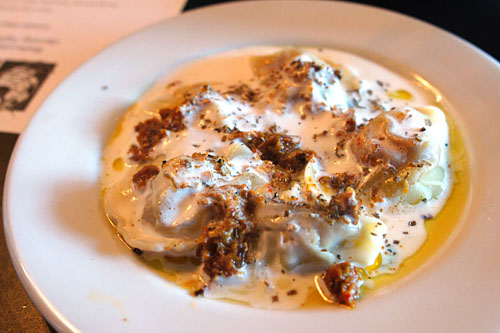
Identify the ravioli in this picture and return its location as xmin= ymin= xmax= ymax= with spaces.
xmin=100 ymin=47 xmax=452 ymax=309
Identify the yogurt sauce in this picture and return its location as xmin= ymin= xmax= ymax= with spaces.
xmin=100 ymin=46 xmax=453 ymax=309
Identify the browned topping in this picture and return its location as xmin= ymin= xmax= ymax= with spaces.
xmin=196 ymin=186 xmax=261 ymax=279
xmin=272 ymin=295 xmax=279 ymax=303
xmin=323 ymin=188 xmax=359 ymax=224
xmin=319 ymin=173 xmax=360 ymax=195
xmin=287 ymin=289 xmax=297 ymax=296
xmin=159 ymin=107 xmax=186 ymax=132
xmin=288 ymin=59 xmax=322 ymax=83
xmin=226 ymin=130 xmax=318 ymax=193
xmin=313 ymin=174 xmax=360 ymax=224
xmin=226 ymin=130 xmax=360 ymax=224
xmin=269 ymin=167 xmax=293 ymax=191
xmin=132 ymin=165 xmax=160 ymax=189
xmin=322 ymin=262 xmax=363 ymax=308
xmin=345 ymin=118 xmax=356 ymax=132
xmin=129 ymin=107 xmax=186 ymax=162
xmin=278 ymin=149 xmax=315 ymax=173
xmin=129 ymin=118 xmax=165 ymax=162
xmin=252 ymin=51 xmax=343 ymax=114
xmin=335 ymin=138 xmax=346 ymax=158
xmin=229 ymin=130 xmax=315 ymax=173
xmin=225 ymin=84 xmax=261 ymax=103
xmin=312 ymin=130 xmax=329 ymax=141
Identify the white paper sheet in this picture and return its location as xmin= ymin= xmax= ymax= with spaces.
xmin=0 ymin=0 xmax=186 ymax=133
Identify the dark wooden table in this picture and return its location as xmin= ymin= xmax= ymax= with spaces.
xmin=1 ymin=0 xmax=498 ymax=331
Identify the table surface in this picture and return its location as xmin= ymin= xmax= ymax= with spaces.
xmin=1 ymin=0 xmax=498 ymax=331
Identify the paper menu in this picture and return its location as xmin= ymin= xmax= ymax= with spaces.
xmin=0 ymin=0 xmax=186 ymax=134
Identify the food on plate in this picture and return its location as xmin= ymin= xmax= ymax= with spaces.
xmin=100 ymin=47 xmax=463 ymax=309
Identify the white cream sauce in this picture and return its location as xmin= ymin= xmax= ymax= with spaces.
xmin=100 ymin=46 xmax=452 ymax=309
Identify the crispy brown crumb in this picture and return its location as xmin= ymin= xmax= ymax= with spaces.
xmin=129 ymin=107 xmax=186 ymax=162
xmin=159 ymin=107 xmax=186 ymax=132
xmin=132 ymin=165 xmax=160 ymax=189
xmin=228 ymin=130 xmax=315 ymax=173
xmin=196 ymin=186 xmax=260 ymax=278
xmin=129 ymin=119 xmax=166 ymax=162
xmin=322 ymin=262 xmax=363 ymax=308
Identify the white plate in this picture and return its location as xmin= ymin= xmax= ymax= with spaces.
xmin=4 ymin=2 xmax=500 ymax=332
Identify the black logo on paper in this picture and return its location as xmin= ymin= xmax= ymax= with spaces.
xmin=0 ymin=61 xmax=55 ymax=112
